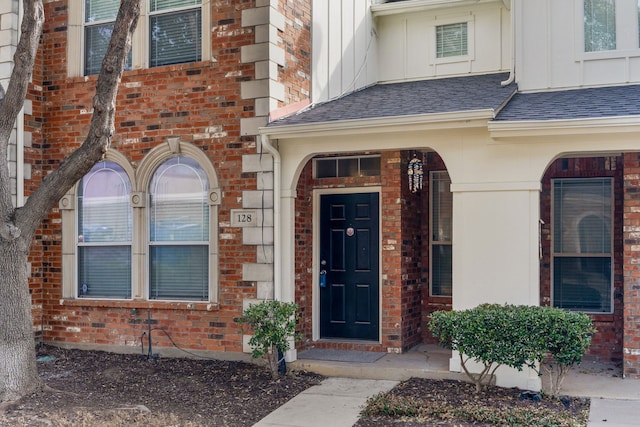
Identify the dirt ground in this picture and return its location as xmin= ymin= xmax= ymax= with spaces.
xmin=354 ymin=377 xmax=591 ymax=426
xmin=0 ymin=345 xmax=604 ymax=426
xmin=0 ymin=345 xmax=324 ymax=427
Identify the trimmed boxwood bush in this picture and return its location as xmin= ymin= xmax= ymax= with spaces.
xmin=429 ymin=304 xmax=595 ymax=395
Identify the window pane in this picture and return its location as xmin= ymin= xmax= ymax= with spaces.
xmin=431 ymin=244 xmax=452 ymax=296
xmin=553 ymin=178 xmax=611 ymax=254
xmin=78 ymin=161 xmax=132 ymax=243
xmin=359 ymin=157 xmax=381 ymax=177
xmin=85 ymin=24 xmax=133 ymax=76
xmin=150 ymin=10 xmax=202 ymax=67
xmin=85 ymin=0 xmax=119 ymax=22
xmin=431 ymin=171 xmax=452 ymax=242
xmin=436 ymin=22 xmax=468 ymax=58
xmin=553 ymin=256 xmax=611 ymax=312
xmin=150 ymin=157 xmax=209 ymax=242
xmin=150 ymin=245 xmax=208 ymax=300
xmin=337 ymin=158 xmax=358 ymax=177
xmin=78 ymin=246 xmax=131 ymax=298
xmin=315 ymin=159 xmax=337 ymax=178
xmin=584 ymin=0 xmax=616 ymax=52
xmin=151 ymin=0 xmax=200 ymax=12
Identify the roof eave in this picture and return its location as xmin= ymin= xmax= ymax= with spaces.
xmin=261 ymin=109 xmax=496 ymax=140
xmin=488 ymin=115 xmax=640 ymax=139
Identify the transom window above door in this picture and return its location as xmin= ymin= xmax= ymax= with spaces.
xmin=314 ymin=155 xmax=381 ymax=179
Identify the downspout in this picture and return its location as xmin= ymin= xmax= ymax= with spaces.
xmin=501 ymin=0 xmax=515 ymax=87
xmin=260 ymin=133 xmax=281 ymax=302
xmin=17 ymin=0 xmax=25 ymax=206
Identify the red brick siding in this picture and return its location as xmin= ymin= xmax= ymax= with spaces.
xmin=623 ymin=152 xmax=640 ymax=378
xmin=279 ymin=0 xmax=311 ymax=105
xmin=400 ymin=151 xmax=424 ymax=351
xmin=540 ymin=156 xmax=624 ymax=364
xmin=28 ymin=0 xmax=311 ymax=354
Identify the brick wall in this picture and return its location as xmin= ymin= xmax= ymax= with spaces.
xmin=540 ymin=156 xmax=624 ymax=363
xmin=278 ymin=0 xmax=311 ymax=106
xmin=400 ymin=151 xmax=423 ymax=351
xmin=623 ymin=152 xmax=640 ymax=378
xmin=30 ymin=0 xmax=311 ymax=356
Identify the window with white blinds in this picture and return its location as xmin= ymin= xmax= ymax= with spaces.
xmin=83 ymin=0 xmax=202 ymax=75
xmin=584 ymin=0 xmax=616 ymax=52
xmin=149 ymin=156 xmax=209 ymax=301
xmin=84 ymin=0 xmax=132 ymax=75
xmin=430 ymin=171 xmax=452 ymax=297
xmin=150 ymin=0 xmax=202 ymax=67
xmin=552 ymin=178 xmax=613 ymax=312
xmin=436 ymin=22 xmax=468 ymax=58
xmin=77 ymin=161 xmax=132 ymax=298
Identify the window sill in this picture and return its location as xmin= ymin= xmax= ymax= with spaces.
xmin=58 ymin=298 xmax=220 ymax=312
xmin=68 ymin=61 xmax=215 ymax=85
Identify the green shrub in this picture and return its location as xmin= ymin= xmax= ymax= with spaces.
xmin=237 ymin=300 xmax=299 ymax=379
xmin=429 ymin=304 xmax=595 ymax=395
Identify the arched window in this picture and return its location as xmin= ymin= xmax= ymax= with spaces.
xmin=148 ymin=156 xmax=210 ymax=300
xmin=77 ymin=161 xmax=132 ymax=298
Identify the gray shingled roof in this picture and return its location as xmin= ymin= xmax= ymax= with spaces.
xmin=494 ymin=84 xmax=640 ymax=121
xmin=268 ymin=73 xmax=515 ymax=127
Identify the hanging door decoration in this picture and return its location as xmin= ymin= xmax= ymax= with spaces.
xmin=408 ymin=155 xmax=423 ymax=193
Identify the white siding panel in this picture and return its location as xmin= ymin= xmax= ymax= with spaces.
xmin=328 ymin=2 xmax=343 ymax=100
xmin=312 ymin=0 xmax=377 ymax=104
xmin=517 ymin=0 xmax=550 ymax=90
xmin=377 ymin=16 xmax=407 ymax=80
xmin=342 ymin=1 xmax=355 ymax=94
xmin=312 ymin=0 xmax=329 ymax=103
xmin=518 ymin=0 xmax=640 ymax=91
xmin=377 ymin=3 xmax=509 ymax=83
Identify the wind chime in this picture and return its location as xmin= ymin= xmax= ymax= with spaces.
xmin=407 ymin=153 xmax=423 ymax=193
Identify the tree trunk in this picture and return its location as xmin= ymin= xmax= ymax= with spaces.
xmin=0 ymin=0 xmax=140 ymax=403
xmin=0 ymin=237 xmax=41 ymax=401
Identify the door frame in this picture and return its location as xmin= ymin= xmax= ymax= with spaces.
xmin=312 ymin=187 xmax=382 ymax=343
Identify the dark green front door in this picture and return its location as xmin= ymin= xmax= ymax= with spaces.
xmin=319 ymin=192 xmax=379 ymax=340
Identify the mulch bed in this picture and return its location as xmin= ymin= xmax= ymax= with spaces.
xmin=0 ymin=345 xmax=323 ymax=426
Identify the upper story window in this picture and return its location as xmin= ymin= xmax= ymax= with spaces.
xmin=436 ymin=22 xmax=468 ymax=58
xmin=69 ymin=0 xmax=211 ymax=77
xmin=578 ymin=0 xmax=640 ymax=58
xmin=84 ymin=0 xmax=133 ymax=75
xmin=149 ymin=0 xmax=202 ymax=67
xmin=584 ymin=0 xmax=616 ymax=52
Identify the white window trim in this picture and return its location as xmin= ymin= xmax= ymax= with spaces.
xmin=67 ymin=0 xmax=212 ymax=77
xmin=574 ymin=0 xmax=640 ymax=62
xmin=429 ymin=14 xmax=475 ymax=65
xmin=61 ymin=141 xmax=220 ymax=303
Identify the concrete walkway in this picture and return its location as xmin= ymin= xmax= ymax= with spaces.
xmin=253 ymin=377 xmax=398 ymax=427
xmin=253 ymin=345 xmax=640 ymax=427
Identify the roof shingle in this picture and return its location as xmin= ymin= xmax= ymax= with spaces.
xmin=268 ymin=73 xmax=516 ymax=127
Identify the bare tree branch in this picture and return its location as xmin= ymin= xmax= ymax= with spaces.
xmin=0 ymin=0 xmax=44 ymax=229
xmin=15 ymin=0 xmax=141 ymax=240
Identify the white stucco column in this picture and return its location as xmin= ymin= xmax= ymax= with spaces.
xmin=448 ymin=181 xmax=542 ymax=390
